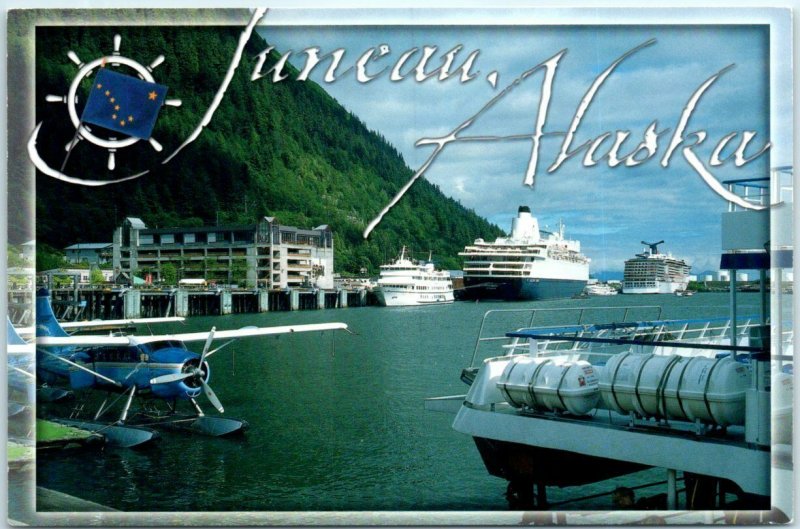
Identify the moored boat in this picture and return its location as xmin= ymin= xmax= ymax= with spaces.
xmin=373 ymin=247 xmax=454 ymax=307
xmin=427 ymin=174 xmax=790 ymax=513
xmin=583 ymin=280 xmax=618 ymax=296
xmin=622 ymin=241 xmax=690 ymax=294
xmin=458 ymin=206 xmax=589 ymax=301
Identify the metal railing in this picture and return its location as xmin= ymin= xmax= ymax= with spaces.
xmin=722 ymin=177 xmax=769 ymax=212
xmin=510 ymin=316 xmax=768 ymax=362
xmin=467 ymin=304 xmax=792 ymax=368
xmin=469 ymin=306 xmax=663 ymax=366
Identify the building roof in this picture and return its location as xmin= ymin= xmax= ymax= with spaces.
xmin=64 ymin=243 xmax=112 ymax=250
xmin=125 ymin=217 xmax=147 ymax=229
xmin=142 ymin=224 xmax=257 ymax=235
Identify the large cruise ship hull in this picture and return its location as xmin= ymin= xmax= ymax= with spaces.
xmin=457 ymin=277 xmax=587 ymax=301
xmin=622 ymin=280 xmax=688 ymax=294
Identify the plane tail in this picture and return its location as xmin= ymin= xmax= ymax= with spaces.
xmin=7 ymin=318 xmax=26 ymax=345
xmin=36 ymin=288 xmax=70 ymax=338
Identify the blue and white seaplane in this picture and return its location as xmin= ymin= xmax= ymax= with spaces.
xmin=34 ymin=289 xmax=348 ymax=447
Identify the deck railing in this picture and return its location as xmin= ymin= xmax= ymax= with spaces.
xmin=469 ymin=306 xmax=663 ymax=366
xmin=467 ymin=306 xmax=791 ymax=368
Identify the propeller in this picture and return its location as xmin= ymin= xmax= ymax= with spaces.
xmin=149 ymin=327 xmax=224 ymax=413
xmin=200 ymin=379 xmax=224 ymax=413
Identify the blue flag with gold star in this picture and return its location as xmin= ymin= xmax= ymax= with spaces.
xmin=81 ymin=68 xmax=168 ymax=140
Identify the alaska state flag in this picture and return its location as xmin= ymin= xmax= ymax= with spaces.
xmin=81 ymin=68 xmax=168 ymax=140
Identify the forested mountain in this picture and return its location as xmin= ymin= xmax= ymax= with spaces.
xmin=34 ymin=25 xmax=502 ymax=273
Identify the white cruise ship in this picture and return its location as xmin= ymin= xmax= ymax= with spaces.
xmin=622 ymin=241 xmax=690 ymax=294
xmin=374 ymin=247 xmax=454 ymax=307
xmin=458 ymin=206 xmax=589 ymax=301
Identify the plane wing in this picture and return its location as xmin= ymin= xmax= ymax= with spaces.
xmin=36 ymin=336 xmax=134 ymax=347
xmin=35 ymin=322 xmax=348 ymax=347
xmin=60 ymin=317 xmax=185 ymax=329
xmin=7 ymin=344 xmax=35 ymax=354
xmin=133 ymin=322 xmax=349 ymax=344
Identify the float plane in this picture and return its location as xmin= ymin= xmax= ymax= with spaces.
xmin=34 ymin=289 xmax=348 ymax=447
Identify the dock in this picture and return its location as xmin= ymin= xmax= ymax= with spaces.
xmin=35 ymin=419 xmax=105 ymax=450
xmin=41 ymin=286 xmax=375 ymax=320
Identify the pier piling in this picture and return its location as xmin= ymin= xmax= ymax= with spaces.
xmin=38 ymin=286 xmax=368 ymax=319
xmin=175 ymin=290 xmax=189 ymax=317
xmin=123 ymin=290 xmax=141 ymax=319
xmin=220 ymin=291 xmax=233 ymax=315
xmin=317 ymin=289 xmax=325 ymax=309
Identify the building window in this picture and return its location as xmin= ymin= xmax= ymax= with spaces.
xmin=161 ymin=234 xmax=175 ymax=244
xmin=184 ymin=233 xmax=196 ymax=244
xmin=140 ymin=234 xmax=154 ymax=245
xmin=207 ymin=233 xmax=217 ymax=243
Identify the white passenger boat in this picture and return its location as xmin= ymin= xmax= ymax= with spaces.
xmin=427 ymin=174 xmax=792 ymax=515
xmin=373 ymin=247 xmax=454 ymax=307
xmin=583 ymin=280 xmax=618 ymax=296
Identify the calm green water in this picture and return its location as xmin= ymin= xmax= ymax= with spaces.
xmin=34 ymin=293 xmax=767 ymax=511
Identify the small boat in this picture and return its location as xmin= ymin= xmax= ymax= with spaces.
xmin=373 ymin=247 xmax=454 ymax=307
xmin=674 ymin=289 xmax=695 ymax=297
xmin=583 ymin=281 xmax=618 ymax=296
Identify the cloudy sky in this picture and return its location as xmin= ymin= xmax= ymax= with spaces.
xmin=257 ymin=13 xmax=785 ymax=274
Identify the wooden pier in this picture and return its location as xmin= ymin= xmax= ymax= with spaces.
xmin=43 ymin=287 xmax=375 ymax=320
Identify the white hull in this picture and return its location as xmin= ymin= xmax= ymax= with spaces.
xmin=375 ymin=247 xmax=454 ymax=307
xmin=622 ymin=280 xmax=688 ymax=294
xmin=460 ymin=207 xmax=590 ymax=302
xmin=374 ymin=289 xmax=454 ymax=307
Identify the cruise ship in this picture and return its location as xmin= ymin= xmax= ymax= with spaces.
xmin=622 ymin=241 xmax=690 ymax=294
xmin=373 ymin=247 xmax=454 ymax=307
xmin=458 ymin=206 xmax=589 ymax=301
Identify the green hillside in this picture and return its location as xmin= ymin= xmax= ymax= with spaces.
xmin=34 ymin=25 xmax=502 ymax=273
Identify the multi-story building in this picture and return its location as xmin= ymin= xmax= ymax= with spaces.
xmin=65 ymin=242 xmax=113 ymax=264
xmin=112 ymin=216 xmax=335 ymax=289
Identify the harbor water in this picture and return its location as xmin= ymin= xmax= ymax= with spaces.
xmin=33 ymin=293 xmax=770 ymax=512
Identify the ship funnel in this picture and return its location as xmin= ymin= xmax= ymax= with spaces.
xmin=641 ymin=240 xmax=665 ymax=254
xmin=511 ymin=206 xmax=539 ymax=241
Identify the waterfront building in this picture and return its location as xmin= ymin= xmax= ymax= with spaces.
xmin=38 ymin=268 xmax=114 ymax=285
xmin=112 ymin=217 xmax=334 ymax=289
xmin=64 ymin=243 xmax=113 ymax=265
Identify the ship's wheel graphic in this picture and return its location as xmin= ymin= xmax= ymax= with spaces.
xmin=45 ymin=34 xmax=182 ymax=171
